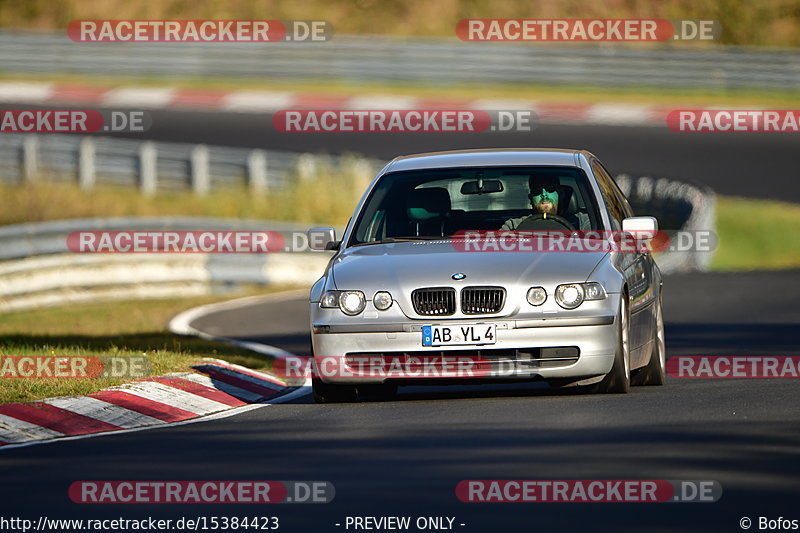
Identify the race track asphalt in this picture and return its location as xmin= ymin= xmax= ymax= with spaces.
xmin=1 ymin=270 xmax=798 ymax=533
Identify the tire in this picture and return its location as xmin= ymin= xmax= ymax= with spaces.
xmin=632 ymin=300 xmax=666 ymax=386
xmin=312 ymin=377 xmax=358 ymax=404
xmin=593 ymin=293 xmax=631 ymax=394
xmin=357 ymin=382 xmax=398 ymax=401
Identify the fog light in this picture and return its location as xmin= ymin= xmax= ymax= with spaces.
xmin=373 ymin=291 xmax=393 ymax=310
xmin=526 ymin=287 xmax=547 ymax=306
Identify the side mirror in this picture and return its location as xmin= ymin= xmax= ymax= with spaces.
xmin=622 ymin=216 xmax=658 ymax=240
xmin=307 ymin=227 xmax=339 ymax=251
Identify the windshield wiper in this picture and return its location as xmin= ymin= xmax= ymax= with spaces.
xmin=352 ymin=236 xmax=446 ymax=247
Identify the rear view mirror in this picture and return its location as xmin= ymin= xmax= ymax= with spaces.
xmin=460 ymin=179 xmax=504 ymax=195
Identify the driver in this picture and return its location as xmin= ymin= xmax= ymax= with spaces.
xmin=501 ymin=174 xmax=587 ymax=230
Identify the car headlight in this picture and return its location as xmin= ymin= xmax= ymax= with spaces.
xmin=526 ymin=287 xmax=547 ymax=306
xmin=373 ymin=291 xmax=393 ymax=310
xmin=339 ymin=291 xmax=366 ymax=316
xmin=555 ymin=284 xmax=585 ymax=309
xmin=555 ymin=282 xmax=607 ymax=309
xmin=320 ymin=290 xmax=340 ymax=308
xmin=582 ymin=282 xmax=607 ymax=301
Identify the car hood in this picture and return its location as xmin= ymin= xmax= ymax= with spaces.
xmin=331 ymin=241 xmax=608 ymax=300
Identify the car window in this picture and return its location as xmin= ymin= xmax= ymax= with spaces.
xmin=350 ymin=166 xmax=603 ymax=245
xmin=591 ymin=160 xmax=626 ymax=230
xmin=598 ymin=161 xmax=635 ymax=218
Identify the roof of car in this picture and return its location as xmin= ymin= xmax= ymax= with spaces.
xmin=385 ymin=149 xmax=592 ymax=172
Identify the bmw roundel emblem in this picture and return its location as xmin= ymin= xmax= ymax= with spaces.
xmin=452 ymin=273 xmax=466 ymax=280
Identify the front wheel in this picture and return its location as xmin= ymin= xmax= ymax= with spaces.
xmin=312 ymin=377 xmax=358 ymax=404
xmin=593 ymin=294 xmax=631 ymax=394
xmin=632 ymin=301 xmax=666 ymax=386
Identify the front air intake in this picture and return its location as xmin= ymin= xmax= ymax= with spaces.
xmin=461 ymin=286 xmax=505 ymax=314
xmin=412 ymin=287 xmax=456 ymax=316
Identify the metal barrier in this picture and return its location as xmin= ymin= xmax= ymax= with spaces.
xmin=0 ymin=217 xmax=337 ymax=312
xmin=0 ymin=133 xmax=381 ymax=193
xmin=1 ymin=31 xmax=798 ymax=90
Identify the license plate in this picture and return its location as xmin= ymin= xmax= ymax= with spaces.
xmin=422 ymin=324 xmax=496 ymax=347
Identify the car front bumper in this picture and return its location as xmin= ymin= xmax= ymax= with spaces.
xmin=310 ymin=312 xmax=618 ymax=385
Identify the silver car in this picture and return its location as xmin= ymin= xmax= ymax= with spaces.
xmin=307 ymin=149 xmax=666 ymax=403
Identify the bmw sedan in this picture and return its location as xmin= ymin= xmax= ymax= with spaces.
xmin=307 ymin=149 xmax=666 ymax=403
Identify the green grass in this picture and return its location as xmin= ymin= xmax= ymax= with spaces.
xmin=0 ymin=290 xmax=296 ymax=404
xmin=711 ymin=196 xmax=800 ymax=271
xmin=2 ymin=0 xmax=800 ymax=46
xmin=0 ymin=162 xmax=367 ymax=227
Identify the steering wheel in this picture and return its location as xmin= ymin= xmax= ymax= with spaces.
xmin=516 ymin=214 xmax=576 ymax=231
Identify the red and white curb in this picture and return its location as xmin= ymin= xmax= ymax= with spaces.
xmin=0 ymin=292 xmax=312 ymax=450
xmin=0 ymin=362 xmax=299 ymax=450
xmin=0 ymin=290 xmax=310 ymax=450
xmin=0 ymin=81 xmax=672 ymax=126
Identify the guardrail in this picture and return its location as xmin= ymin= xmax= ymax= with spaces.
xmin=1 ymin=31 xmax=798 ymax=90
xmin=0 ymin=133 xmax=380 ymax=194
xmin=0 ymin=217 xmax=337 ymax=312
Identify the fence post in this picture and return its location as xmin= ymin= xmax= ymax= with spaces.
xmin=296 ymin=153 xmax=317 ymax=182
xmin=78 ymin=137 xmax=96 ymax=191
xmin=351 ymin=156 xmax=374 ymax=190
xmin=22 ymin=135 xmax=38 ymax=183
xmin=139 ymin=141 xmax=157 ymax=195
xmin=190 ymin=145 xmax=210 ymax=195
xmin=247 ymin=149 xmax=268 ymax=194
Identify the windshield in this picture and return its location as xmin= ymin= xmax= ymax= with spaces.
xmin=349 ymin=166 xmax=604 ymax=246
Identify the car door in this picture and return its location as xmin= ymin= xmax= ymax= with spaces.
xmin=591 ymin=159 xmax=655 ymax=368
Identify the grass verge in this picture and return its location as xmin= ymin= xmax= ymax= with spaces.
xmin=0 ymin=289 xmax=298 ymax=404
xmin=2 ymin=0 xmax=800 ymax=46
xmin=711 ymin=197 xmax=800 ymax=271
xmin=0 ymin=164 xmax=366 ymax=227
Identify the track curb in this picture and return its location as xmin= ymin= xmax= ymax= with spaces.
xmin=0 ymin=291 xmax=310 ymax=450
xmin=0 ymin=81 xmax=669 ymax=126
